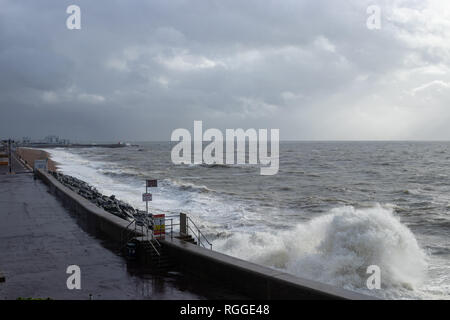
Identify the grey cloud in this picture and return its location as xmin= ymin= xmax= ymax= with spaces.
xmin=1 ymin=0 xmax=450 ymax=141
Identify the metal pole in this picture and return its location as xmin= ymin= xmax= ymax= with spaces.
xmin=8 ymin=139 xmax=11 ymax=174
xmin=146 ymin=184 xmax=148 ymax=215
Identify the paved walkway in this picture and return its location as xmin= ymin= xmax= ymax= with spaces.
xmin=0 ymin=151 xmax=31 ymax=175
xmin=0 ymin=172 xmax=243 ymax=300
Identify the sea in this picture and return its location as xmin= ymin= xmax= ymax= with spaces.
xmin=46 ymin=141 xmax=450 ymax=300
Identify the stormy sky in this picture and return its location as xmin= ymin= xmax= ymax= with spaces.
xmin=1 ymin=0 xmax=450 ymax=141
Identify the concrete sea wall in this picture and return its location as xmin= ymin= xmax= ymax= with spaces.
xmin=35 ymin=168 xmax=374 ymax=300
xmin=162 ymin=238 xmax=373 ymax=300
xmin=36 ymin=169 xmax=142 ymax=242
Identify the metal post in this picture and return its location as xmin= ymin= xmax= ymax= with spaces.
xmin=8 ymin=139 xmax=11 ymax=174
xmin=145 ymin=184 xmax=148 ymax=215
xmin=180 ymin=212 xmax=187 ymax=235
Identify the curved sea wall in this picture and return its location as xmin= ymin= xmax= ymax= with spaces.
xmin=35 ymin=169 xmax=142 ymax=242
xmin=35 ymin=168 xmax=374 ymax=300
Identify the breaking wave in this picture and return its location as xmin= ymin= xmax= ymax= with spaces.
xmin=213 ymin=205 xmax=428 ymax=299
xmin=166 ymin=178 xmax=213 ymax=194
xmin=46 ymin=147 xmax=445 ymax=299
xmin=200 ymin=163 xmax=232 ymax=169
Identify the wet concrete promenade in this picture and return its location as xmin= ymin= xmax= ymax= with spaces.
xmin=0 ymin=166 xmax=244 ymax=299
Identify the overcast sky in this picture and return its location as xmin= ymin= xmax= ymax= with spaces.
xmin=1 ymin=0 xmax=450 ymax=141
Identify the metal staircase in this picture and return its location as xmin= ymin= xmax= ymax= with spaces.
xmin=175 ymin=233 xmax=197 ymax=245
xmin=135 ymin=237 xmax=176 ymax=270
xmin=121 ymin=212 xmax=211 ymax=271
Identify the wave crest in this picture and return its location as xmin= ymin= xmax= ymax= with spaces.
xmin=166 ymin=178 xmax=213 ymax=194
xmin=214 ymin=205 xmax=428 ymax=297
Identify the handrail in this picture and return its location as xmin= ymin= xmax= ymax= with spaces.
xmin=153 ymin=237 xmax=161 ymax=247
xmin=125 ymin=219 xmax=135 ymax=229
xmin=121 ymin=213 xmax=212 ymax=254
xmin=187 ymin=216 xmax=212 ymax=250
xmin=148 ymin=239 xmax=160 ymax=256
xmin=121 ymin=217 xmax=162 ymax=256
xmin=119 ymin=219 xmax=137 ymax=250
xmin=187 ymin=225 xmax=207 ymax=248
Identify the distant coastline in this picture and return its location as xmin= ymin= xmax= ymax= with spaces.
xmin=18 ymin=142 xmax=128 ymax=149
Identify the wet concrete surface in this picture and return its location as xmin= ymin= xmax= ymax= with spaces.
xmin=0 ymin=172 xmax=247 ymax=300
xmin=0 ymin=152 xmax=31 ymax=175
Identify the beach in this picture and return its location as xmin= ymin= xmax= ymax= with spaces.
xmin=15 ymin=147 xmax=58 ymax=171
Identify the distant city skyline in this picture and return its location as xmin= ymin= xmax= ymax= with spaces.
xmin=1 ymin=0 xmax=450 ymax=141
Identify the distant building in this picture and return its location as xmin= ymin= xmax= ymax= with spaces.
xmin=22 ymin=137 xmax=31 ymax=144
xmin=42 ymin=135 xmax=70 ymax=145
xmin=44 ymin=135 xmax=60 ymax=144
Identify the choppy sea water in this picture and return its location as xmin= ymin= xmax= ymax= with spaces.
xmin=46 ymin=142 xmax=450 ymax=299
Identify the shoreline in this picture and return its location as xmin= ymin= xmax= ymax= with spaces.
xmin=16 ymin=146 xmax=150 ymax=222
xmin=2 ymin=149 xmax=250 ymax=300
xmin=20 ymin=147 xmax=149 ymax=222
xmin=34 ymin=168 xmax=369 ymax=300
xmin=16 ymin=147 xmax=58 ymax=171
xmin=12 ymin=146 xmax=374 ymax=300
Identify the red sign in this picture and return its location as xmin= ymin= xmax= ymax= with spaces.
xmin=146 ymin=179 xmax=157 ymax=187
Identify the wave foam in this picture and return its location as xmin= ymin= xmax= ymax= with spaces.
xmin=214 ymin=205 xmax=428 ymax=298
xmin=46 ymin=148 xmax=436 ymax=298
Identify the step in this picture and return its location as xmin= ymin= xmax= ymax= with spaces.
xmin=177 ymin=237 xmax=197 ymax=243
xmin=177 ymin=235 xmax=195 ymax=239
xmin=132 ymin=238 xmax=178 ymax=270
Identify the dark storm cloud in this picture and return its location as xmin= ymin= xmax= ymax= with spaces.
xmin=1 ymin=0 xmax=450 ymax=141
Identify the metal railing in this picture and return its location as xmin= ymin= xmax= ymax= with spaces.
xmin=186 ymin=215 xmax=212 ymax=250
xmin=147 ymin=237 xmax=160 ymax=257
xmin=163 ymin=213 xmax=212 ymax=250
xmin=120 ymin=217 xmax=161 ymax=256
xmin=121 ymin=212 xmax=212 ymax=252
xmin=163 ymin=214 xmax=181 ymax=240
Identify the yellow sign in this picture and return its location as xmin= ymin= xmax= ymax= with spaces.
xmin=153 ymin=214 xmax=165 ymax=237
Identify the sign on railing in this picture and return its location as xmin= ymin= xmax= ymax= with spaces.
xmin=153 ymin=214 xmax=165 ymax=238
